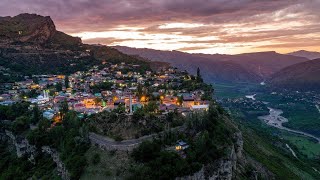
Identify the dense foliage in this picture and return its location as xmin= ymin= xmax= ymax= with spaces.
xmin=0 ymin=102 xmax=90 ymax=179
xmin=27 ymin=111 xmax=90 ymax=179
xmin=89 ymin=106 xmax=184 ymax=140
xmin=0 ymin=144 xmax=59 ymax=180
xmin=129 ymin=102 xmax=235 ymax=179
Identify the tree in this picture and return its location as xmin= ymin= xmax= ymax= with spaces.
xmin=31 ymin=105 xmax=41 ymax=124
xmin=32 ymin=77 xmax=39 ymax=84
xmin=144 ymin=101 xmax=158 ymax=113
xmin=59 ymin=100 xmax=69 ymax=119
xmin=65 ymin=75 xmax=69 ymax=88
xmin=92 ymin=153 xmax=101 ymax=165
xmin=38 ymin=119 xmax=51 ymax=132
xmin=137 ymin=84 xmax=143 ymax=96
xmin=55 ymin=82 xmax=63 ymax=92
xmin=94 ymin=98 xmax=102 ymax=106
xmin=196 ymin=67 xmax=203 ymax=82
xmin=12 ymin=116 xmax=29 ymax=134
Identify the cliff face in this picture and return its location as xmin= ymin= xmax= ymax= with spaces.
xmin=177 ymin=132 xmax=244 ymax=180
xmin=4 ymin=129 xmax=70 ymax=180
xmin=0 ymin=13 xmax=81 ymax=46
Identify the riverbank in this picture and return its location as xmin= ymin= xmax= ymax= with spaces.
xmin=258 ymin=107 xmax=320 ymax=143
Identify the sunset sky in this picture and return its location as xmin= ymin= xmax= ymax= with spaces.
xmin=0 ymin=0 xmax=319 ymax=54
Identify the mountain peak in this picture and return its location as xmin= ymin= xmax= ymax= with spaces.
xmin=0 ymin=13 xmax=81 ymax=47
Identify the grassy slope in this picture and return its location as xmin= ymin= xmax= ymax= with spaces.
xmin=282 ymin=134 xmax=320 ymax=159
xmin=81 ymin=146 xmax=135 ymax=180
xmin=214 ymin=82 xmax=258 ymax=99
xmin=241 ymin=125 xmax=320 ymax=179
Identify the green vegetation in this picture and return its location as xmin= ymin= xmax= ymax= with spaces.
xmin=129 ymin=102 xmax=237 ymax=179
xmin=88 ymin=45 xmax=151 ymax=73
xmin=225 ymin=99 xmax=320 ymax=179
xmin=241 ymin=124 xmax=320 ymax=179
xmin=1 ymin=53 xmax=100 ymax=77
xmin=19 ymin=89 xmax=39 ymax=99
xmin=0 ymin=103 xmax=61 ymax=179
xmin=0 ymin=144 xmax=59 ymax=179
xmin=0 ymin=102 xmax=30 ymax=121
xmin=88 ymin=107 xmax=184 ymax=140
xmin=90 ymin=82 xmax=113 ymax=93
xmin=282 ymin=134 xmax=320 ymax=159
xmin=214 ymin=82 xmax=258 ymax=99
xmin=256 ymin=92 xmax=320 ymax=137
xmin=0 ymin=102 xmax=90 ymax=179
xmin=27 ymin=111 xmax=90 ymax=179
xmin=81 ymin=146 xmax=135 ymax=179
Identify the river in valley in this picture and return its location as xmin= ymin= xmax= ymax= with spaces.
xmin=245 ymin=94 xmax=256 ymax=100
xmin=258 ymin=107 xmax=320 ymax=144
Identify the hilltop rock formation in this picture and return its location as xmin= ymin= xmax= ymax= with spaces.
xmin=0 ymin=13 xmax=81 ymax=47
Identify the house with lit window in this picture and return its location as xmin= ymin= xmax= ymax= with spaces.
xmin=175 ymin=140 xmax=189 ymax=151
xmin=182 ymin=95 xmax=195 ymax=108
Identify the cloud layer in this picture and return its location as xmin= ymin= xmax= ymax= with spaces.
xmin=0 ymin=0 xmax=319 ymax=54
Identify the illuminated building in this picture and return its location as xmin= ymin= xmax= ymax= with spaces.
xmin=83 ymin=98 xmax=95 ymax=108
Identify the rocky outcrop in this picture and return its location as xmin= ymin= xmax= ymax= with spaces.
xmin=0 ymin=13 xmax=81 ymax=46
xmin=177 ymin=132 xmax=244 ymax=180
xmin=4 ymin=130 xmax=70 ymax=180
xmin=5 ymin=130 xmax=36 ymax=160
xmin=42 ymin=146 xmax=70 ymax=180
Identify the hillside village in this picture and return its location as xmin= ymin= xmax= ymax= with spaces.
xmin=1 ymin=13 xmax=319 ymax=180
xmin=0 ymin=60 xmax=212 ymax=126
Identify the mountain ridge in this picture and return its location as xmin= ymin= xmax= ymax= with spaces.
xmin=287 ymin=50 xmax=320 ymax=60
xmin=269 ymin=58 xmax=320 ymax=91
xmin=114 ymin=46 xmax=262 ymax=84
xmin=114 ymin=46 xmax=309 ymax=84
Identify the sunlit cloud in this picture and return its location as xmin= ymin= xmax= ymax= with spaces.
xmin=158 ymin=23 xmax=205 ymax=29
xmin=1 ymin=0 xmax=319 ymax=54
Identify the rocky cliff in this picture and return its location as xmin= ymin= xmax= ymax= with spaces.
xmin=3 ymin=129 xmax=70 ymax=180
xmin=176 ymin=132 xmax=244 ymax=180
xmin=0 ymin=13 xmax=81 ymax=47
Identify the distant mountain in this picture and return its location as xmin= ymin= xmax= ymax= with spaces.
xmin=0 ymin=13 xmax=81 ymax=48
xmin=287 ymin=50 xmax=320 ymax=60
xmin=114 ymin=46 xmax=262 ymax=84
xmin=269 ymin=58 xmax=320 ymax=91
xmin=115 ymin=46 xmax=309 ymax=83
xmin=193 ymin=51 xmax=310 ymax=77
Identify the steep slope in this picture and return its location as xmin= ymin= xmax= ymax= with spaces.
xmin=287 ymin=50 xmax=320 ymax=60
xmin=114 ymin=46 xmax=261 ymax=84
xmin=232 ymin=51 xmax=309 ymax=77
xmin=0 ymin=14 xmax=156 ymax=82
xmin=269 ymin=58 xmax=320 ymax=91
xmin=0 ymin=13 xmax=81 ymax=47
xmin=194 ymin=51 xmax=309 ymax=78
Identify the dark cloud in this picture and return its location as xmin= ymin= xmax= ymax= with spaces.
xmin=0 ymin=0 xmax=319 ymax=53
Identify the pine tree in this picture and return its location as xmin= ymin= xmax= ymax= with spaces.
xmin=65 ymin=75 xmax=69 ymax=88
xmin=196 ymin=67 xmax=203 ymax=82
xmin=32 ymin=104 xmax=41 ymax=124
